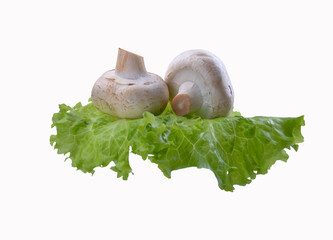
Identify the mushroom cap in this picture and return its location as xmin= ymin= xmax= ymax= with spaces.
xmin=91 ymin=70 xmax=169 ymax=119
xmin=165 ymin=49 xmax=234 ymax=119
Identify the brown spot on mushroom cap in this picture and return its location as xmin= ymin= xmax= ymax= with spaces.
xmin=228 ymin=85 xmax=232 ymax=95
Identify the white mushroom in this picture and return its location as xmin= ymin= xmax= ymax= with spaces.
xmin=91 ymin=48 xmax=169 ymax=119
xmin=165 ymin=49 xmax=234 ymax=119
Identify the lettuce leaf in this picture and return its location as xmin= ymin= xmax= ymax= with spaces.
xmin=50 ymin=101 xmax=304 ymax=191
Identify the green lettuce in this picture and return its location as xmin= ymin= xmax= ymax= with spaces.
xmin=50 ymin=101 xmax=304 ymax=191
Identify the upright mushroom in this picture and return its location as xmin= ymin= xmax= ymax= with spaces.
xmin=91 ymin=48 xmax=169 ymax=119
xmin=165 ymin=49 xmax=234 ymax=119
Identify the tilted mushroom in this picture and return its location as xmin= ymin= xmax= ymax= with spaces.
xmin=164 ymin=49 xmax=234 ymax=119
xmin=91 ymin=48 xmax=169 ymax=119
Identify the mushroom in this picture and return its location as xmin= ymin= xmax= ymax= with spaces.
xmin=164 ymin=49 xmax=234 ymax=119
xmin=91 ymin=48 xmax=169 ymax=119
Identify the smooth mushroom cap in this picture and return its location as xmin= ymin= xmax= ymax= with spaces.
xmin=165 ymin=49 xmax=234 ymax=119
xmin=91 ymin=49 xmax=169 ymax=119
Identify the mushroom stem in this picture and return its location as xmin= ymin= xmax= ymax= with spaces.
xmin=171 ymin=81 xmax=203 ymax=116
xmin=115 ymin=48 xmax=147 ymax=79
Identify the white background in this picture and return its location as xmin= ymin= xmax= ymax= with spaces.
xmin=1 ymin=0 xmax=332 ymax=239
